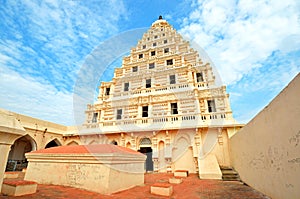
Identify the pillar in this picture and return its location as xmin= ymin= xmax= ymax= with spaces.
xmin=0 ymin=111 xmax=26 ymax=191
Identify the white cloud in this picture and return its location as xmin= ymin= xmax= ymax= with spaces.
xmin=179 ymin=0 xmax=300 ymax=85
xmin=0 ymin=1 xmax=128 ymax=125
xmin=0 ymin=65 xmax=74 ymax=126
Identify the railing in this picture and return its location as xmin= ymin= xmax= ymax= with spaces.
xmin=84 ymin=112 xmax=233 ymax=130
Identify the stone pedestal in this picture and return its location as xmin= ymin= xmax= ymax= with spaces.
xmin=151 ymin=183 xmax=173 ymax=196
xmin=1 ymin=180 xmax=37 ymax=196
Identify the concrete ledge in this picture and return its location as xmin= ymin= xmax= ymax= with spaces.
xmin=174 ymin=170 xmax=188 ymax=177
xmin=151 ymin=183 xmax=173 ymax=196
xmin=169 ymin=177 xmax=182 ymax=184
xmin=1 ymin=180 xmax=37 ymax=196
xmin=4 ymin=172 xmax=19 ymax=179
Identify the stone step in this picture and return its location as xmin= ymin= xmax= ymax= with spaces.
xmin=221 ymin=170 xmax=238 ymax=175
xmin=220 ymin=167 xmax=240 ymax=181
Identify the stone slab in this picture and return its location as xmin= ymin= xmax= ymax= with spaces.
xmin=4 ymin=172 xmax=19 ymax=179
xmin=169 ymin=177 xmax=182 ymax=184
xmin=1 ymin=180 xmax=37 ymax=196
xmin=174 ymin=170 xmax=188 ymax=177
xmin=151 ymin=183 xmax=173 ymax=196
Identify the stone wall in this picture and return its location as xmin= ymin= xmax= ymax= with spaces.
xmin=230 ymin=73 xmax=300 ymax=199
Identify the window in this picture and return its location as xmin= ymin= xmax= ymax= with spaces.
xmin=92 ymin=112 xmax=98 ymax=123
xmin=196 ymin=72 xmax=203 ymax=82
xmin=154 ymin=35 xmax=158 ymax=39
xmin=171 ymin=103 xmax=178 ymax=114
xmin=105 ymin=87 xmax=110 ymax=95
xmin=142 ymin=45 xmax=146 ymax=49
xmin=147 ymin=37 xmax=150 ymax=41
xmin=149 ymin=63 xmax=155 ymax=69
xmin=146 ymin=79 xmax=151 ymax=88
xmin=153 ymin=42 xmax=157 ymax=47
xmin=164 ymin=39 xmax=167 ymax=44
xmin=151 ymin=51 xmax=156 ymax=56
xmin=132 ymin=66 xmax=138 ymax=72
xmin=162 ymin=33 xmax=165 ymax=36
xmin=138 ymin=54 xmax=143 ymax=59
xmin=169 ymin=75 xmax=176 ymax=84
xmin=166 ymin=59 xmax=173 ymax=65
xmin=207 ymin=100 xmax=216 ymax=113
xmin=116 ymin=109 xmax=122 ymax=120
xmin=142 ymin=106 xmax=148 ymax=117
xmin=124 ymin=82 xmax=129 ymax=91
xmin=164 ymin=48 xmax=169 ymax=53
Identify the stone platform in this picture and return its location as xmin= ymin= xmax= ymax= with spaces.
xmin=1 ymin=180 xmax=37 ymax=196
xmin=24 ymin=144 xmax=146 ymax=194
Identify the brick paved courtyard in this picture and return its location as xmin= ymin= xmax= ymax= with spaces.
xmin=1 ymin=172 xmax=270 ymax=199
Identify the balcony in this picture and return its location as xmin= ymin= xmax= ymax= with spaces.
xmin=82 ymin=112 xmax=235 ymax=134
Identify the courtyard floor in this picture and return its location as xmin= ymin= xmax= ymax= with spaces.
xmin=1 ymin=172 xmax=270 ymax=199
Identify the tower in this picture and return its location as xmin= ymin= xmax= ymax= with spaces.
xmin=82 ymin=16 xmax=241 ymax=176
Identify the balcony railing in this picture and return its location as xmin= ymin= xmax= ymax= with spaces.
xmin=83 ymin=112 xmax=233 ymax=132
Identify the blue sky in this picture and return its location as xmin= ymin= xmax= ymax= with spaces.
xmin=0 ymin=0 xmax=299 ymax=126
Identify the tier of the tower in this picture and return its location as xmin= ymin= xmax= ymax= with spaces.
xmin=83 ymin=18 xmax=236 ymax=132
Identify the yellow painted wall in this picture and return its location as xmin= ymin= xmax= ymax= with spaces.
xmin=230 ymin=73 xmax=300 ymax=199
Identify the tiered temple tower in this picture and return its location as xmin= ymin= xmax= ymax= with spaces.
xmin=81 ymin=16 xmax=242 ymax=176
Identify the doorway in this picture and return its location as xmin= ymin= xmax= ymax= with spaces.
xmin=138 ymin=147 xmax=153 ymax=172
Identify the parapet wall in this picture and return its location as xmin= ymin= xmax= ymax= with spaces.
xmin=229 ymin=73 xmax=300 ymax=199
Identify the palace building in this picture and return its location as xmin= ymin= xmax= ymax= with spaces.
xmin=79 ymin=16 xmax=242 ymax=176
xmin=2 ymin=16 xmax=242 ymax=179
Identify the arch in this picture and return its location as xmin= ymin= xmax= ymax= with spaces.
xmin=138 ymin=137 xmax=153 ymax=171
xmin=89 ymin=140 xmax=97 ymax=145
xmin=6 ymin=134 xmax=37 ymax=171
xmin=174 ymin=133 xmax=191 ymax=147
xmin=45 ymin=138 xmax=62 ymax=149
xmin=66 ymin=141 xmax=79 ymax=146
xmin=158 ymin=140 xmax=166 ymax=171
xmin=126 ymin=141 xmax=131 ymax=148
xmin=110 ymin=140 xmax=118 ymax=145
xmin=139 ymin=137 xmax=152 ymax=147
xmin=172 ymin=134 xmax=195 ymax=173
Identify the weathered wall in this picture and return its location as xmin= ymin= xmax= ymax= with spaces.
xmin=230 ymin=73 xmax=300 ymax=199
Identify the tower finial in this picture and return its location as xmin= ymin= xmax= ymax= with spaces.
xmin=158 ymin=15 xmax=163 ymax=20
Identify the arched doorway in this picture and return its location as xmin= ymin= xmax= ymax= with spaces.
xmin=45 ymin=139 xmax=61 ymax=148
xmin=138 ymin=138 xmax=153 ymax=172
xmin=110 ymin=140 xmax=118 ymax=145
xmin=6 ymin=135 xmax=37 ymax=171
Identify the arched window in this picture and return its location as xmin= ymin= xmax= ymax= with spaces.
xmin=140 ymin=138 xmax=152 ymax=145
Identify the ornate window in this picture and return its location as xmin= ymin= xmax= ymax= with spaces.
xmin=92 ymin=112 xmax=98 ymax=123
xmin=207 ymin=100 xmax=216 ymax=112
xmin=146 ymin=79 xmax=151 ymax=88
xmin=171 ymin=103 xmax=178 ymax=114
xmin=169 ymin=75 xmax=176 ymax=84
xmin=116 ymin=109 xmax=122 ymax=120
xmin=196 ymin=72 xmax=203 ymax=82
xmin=142 ymin=106 xmax=148 ymax=117
xmin=149 ymin=63 xmax=155 ymax=69
xmin=124 ymin=82 xmax=129 ymax=91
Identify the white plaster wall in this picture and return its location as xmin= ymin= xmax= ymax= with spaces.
xmin=25 ymin=160 xmax=144 ymax=194
xmin=230 ymin=73 xmax=300 ymax=199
